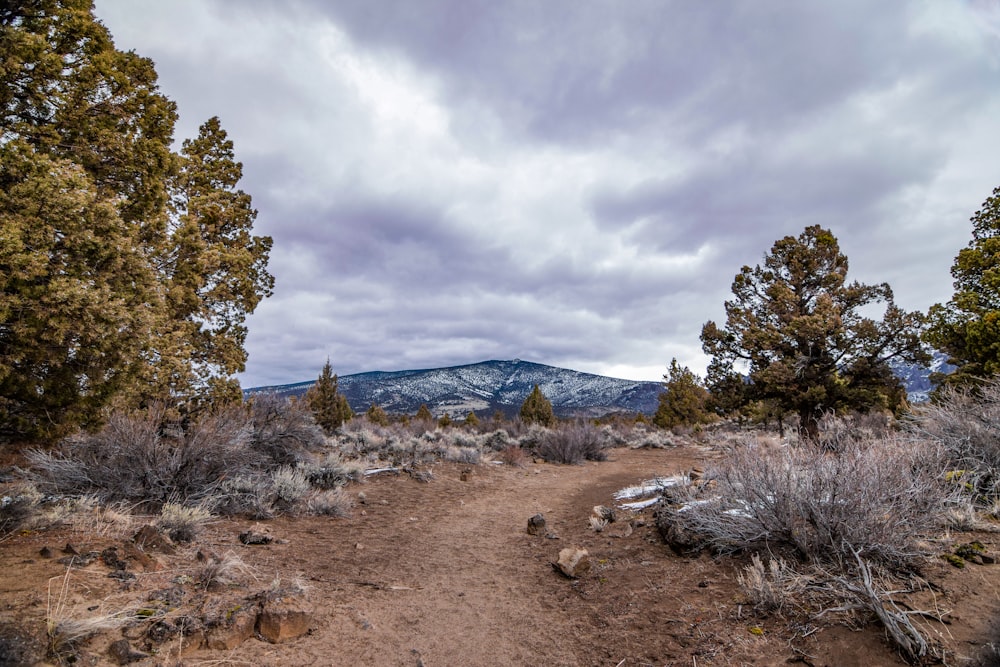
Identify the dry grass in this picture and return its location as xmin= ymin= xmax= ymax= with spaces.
xmin=658 ymin=436 xmax=950 ymax=569
xmin=306 ymin=488 xmax=352 ymax=517
xmin=45 ymin=568 xmax=133 ymax=661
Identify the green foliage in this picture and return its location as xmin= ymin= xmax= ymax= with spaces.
xmin=437 ymin=413 xmax=452 ymax=428
xmin=520 ymin=384 xmax=556 ymax=427
xmin=365 ymin=403 xmax=389 ymax=426
xmin=653 ymin=359 xmax=714 ymax=429
xmin=415 ymin=404 xmax=433 ymax=422
xmin=464 ymin=411 xmax=480 ymax=428
xmin=154 ymin=117 xmax=274 ymax=406
xmin=701 ymin=226 xmax=926 ymax=440
xmin=306 ymin=360 xmax=352 ymax=435
xmin=927 ymin=186 xmax=1000 ymax=387
xmin=0 ymin=4 xmax=272 ymax=440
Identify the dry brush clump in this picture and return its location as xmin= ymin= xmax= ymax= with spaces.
xmin=908 ymin=380 xmax=1000 ymax=502
xmin=658 ymin=436 xmax=949 ymax=568
xmin=535 ymin=421 xmax=610 ymax=464
xmin=23 ymin=397 xmax=332 ymax=517
xmin=657 ymin=431 xmax=957 ymax=663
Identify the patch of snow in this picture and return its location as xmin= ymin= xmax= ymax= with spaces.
xmin=613 ymin=476 xmax=687 ymax=501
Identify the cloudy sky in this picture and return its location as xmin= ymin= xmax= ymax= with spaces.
xmin=93 ymin=0 xmax=1000 ymax=386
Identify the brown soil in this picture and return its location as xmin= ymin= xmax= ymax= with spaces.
xmin=3 ymin=444 xmax=1000 ymax=666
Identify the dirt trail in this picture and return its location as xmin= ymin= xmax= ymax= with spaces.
xmin=4 ymin=444 xmax=1000 ymax=666
xmin=219 ymin=447 xmax=703 ymax=666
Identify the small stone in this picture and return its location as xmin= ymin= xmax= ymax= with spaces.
xmin=257 ymin=594 xmax=314 ymax=643
xmin=39 ymin=546 xmax=53 ymax=558
xmin=62 ymin=543 xmax=79 ymax=555
xmin=527 ymin=513 xmax=546 ymax=535
xmin=108 ymin=638 xmax=149 ymax=665
xmin=133 ymin=525 xmax=176 ymax=555
xmin=238 ymin=530 xmax=273 ymax=545
xmin=555 ymin=547 xmax=590 ymax=578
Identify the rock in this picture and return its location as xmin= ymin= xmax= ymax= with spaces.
xmin=101 ymin=546 xmax=127 ymax=571
xmin=239 ymin=530 xmax=273 ymax=545
xmin=39 ymin=546 xmax=53 ymax=558
xmin=256 ymin=593 xmax=314 ymax=643
xmin=202 ymin=597 xmax=257 ymax=651
xmin=527 ymin=514 xmax=546 ymax=535
xmin=555 ymin=547 xmax=590 ymax=578
xmin=62 ymin=543 xmax=79 ymax=555
xmin=132 ymin=525 xmax=176 ymax=555
xmin=121 ymin=541 xmax=163 ymax=572
xmin=107 ymin=639 xmax=149 ymax=665
xmin=592 ymin=505 xmax=616 ymax=523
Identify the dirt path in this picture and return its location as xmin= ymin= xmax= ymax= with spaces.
xmin=214 ymin=447 xmax=705 ymax=666
xmin=4 ymin=444 xmax=1000 ymax=666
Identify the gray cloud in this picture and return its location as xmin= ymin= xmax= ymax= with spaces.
xmin=93 ymin=0 xmax=1000 ymax=386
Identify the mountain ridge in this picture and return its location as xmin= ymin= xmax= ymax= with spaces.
xmin=248 ymin=354 xmax=953 ymax=419
xmin=247 ymin=359 xmax=663 ymax=417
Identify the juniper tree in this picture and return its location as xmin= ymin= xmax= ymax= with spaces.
xmin=365 ymin=403 xmax=389 ymax=426
xmin=927 ymin=186 xmax=1000 ymax=387
xmin=0 ymin=2 xmax=273 ymax=439
xmin=415 ymin=404 xmax=433 ymax=423
xmin=156 ymin=117 xmax=273 ymax=407
xmin=520 ymin=384 xmax=556 ymax=427
xmin=653 ymin=359 xmax=714 ymax=429
xmin=306 ymin=359 xmax=352 ymax=435
xmin=701 ymin=226 xmax=926 ymax=441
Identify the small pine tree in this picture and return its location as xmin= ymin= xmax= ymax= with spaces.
xmin=415 ymin=404 xmax=433 ymax=423
xmin=365 ymin=403 xmax=389 ymax=426
xmin=438 ymin=413 xmax=452 ymax=428
xmin=306 ymin=359 xmax=352 ymax=435
xmin=464 ymin=410 xmax=480 ymax=428
xmin=653 ymin=359 xmax=714 ymax=429
xmin=520 ymin=385 xmax=556 ymax=427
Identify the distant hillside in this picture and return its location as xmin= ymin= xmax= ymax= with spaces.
xmin=247 ymin=359 xmax=663 ymax=417
xmin=889 ymin=351 xmax=955 ymax=403
xmin=248 ymin=354 xmax=954 ymax=418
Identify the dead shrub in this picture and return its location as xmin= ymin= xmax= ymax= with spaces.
xmin=909 ymin=380 xmax=1000 ymax=501
xmin=658 ymin=437 xmax=950 ymax=570
xmin=25 ymin=404 xmax=255 ymax=507
xmin=535 ymin=422 xmax=609 ymax=464
xmin=497 ymin=445 xmax=528 ymax=467
xmin=247 ymin=393 xmax=326 ymax=465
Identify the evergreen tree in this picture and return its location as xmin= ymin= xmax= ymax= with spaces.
xmin=701 ymin=226 xmax=926 ymax=440
xmin=0 ymin=3 xmax=273 ymax=439
xmin=0 ymin=145 xmax=159 ymax=438
xmin=653 ymin=359 xmax=714 ymax=429
xmin=438 ymin=413 xmax=452 ymax=428
xmin=156 ymin=117 xmax=273 ymax=406
xmin=927 ymin=186 xmax=1000 ymax=387
xmin=520 ymin=384 xmax=556 ymax=427
xmin=415 ymin=404 xmax=433 ymax=423
xmin=306 ymin=359 xmax=352 ymax=435
xmin=365 ymin=403 xmax=389 ymax=426
xmin=464 ymin=410 xmax=480 ymax=428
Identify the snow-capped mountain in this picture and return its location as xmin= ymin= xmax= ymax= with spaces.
xmin=247 ymin=353 xmax=955 ymax=418
xmin=247 ymin=359 xmax=663 ymax=417
xmin=889 ymin=351 xmax=956 ymax=403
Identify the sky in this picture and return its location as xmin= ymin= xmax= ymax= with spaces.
xmin=92 ymin=0 xmax=1000 ymax=387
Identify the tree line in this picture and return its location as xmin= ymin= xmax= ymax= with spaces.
xmin=656 ymin=187 xmax=1000 ymax=439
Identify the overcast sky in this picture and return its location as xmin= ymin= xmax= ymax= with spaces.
xmin=93 ymin=0 xmax=1000 ymax=386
